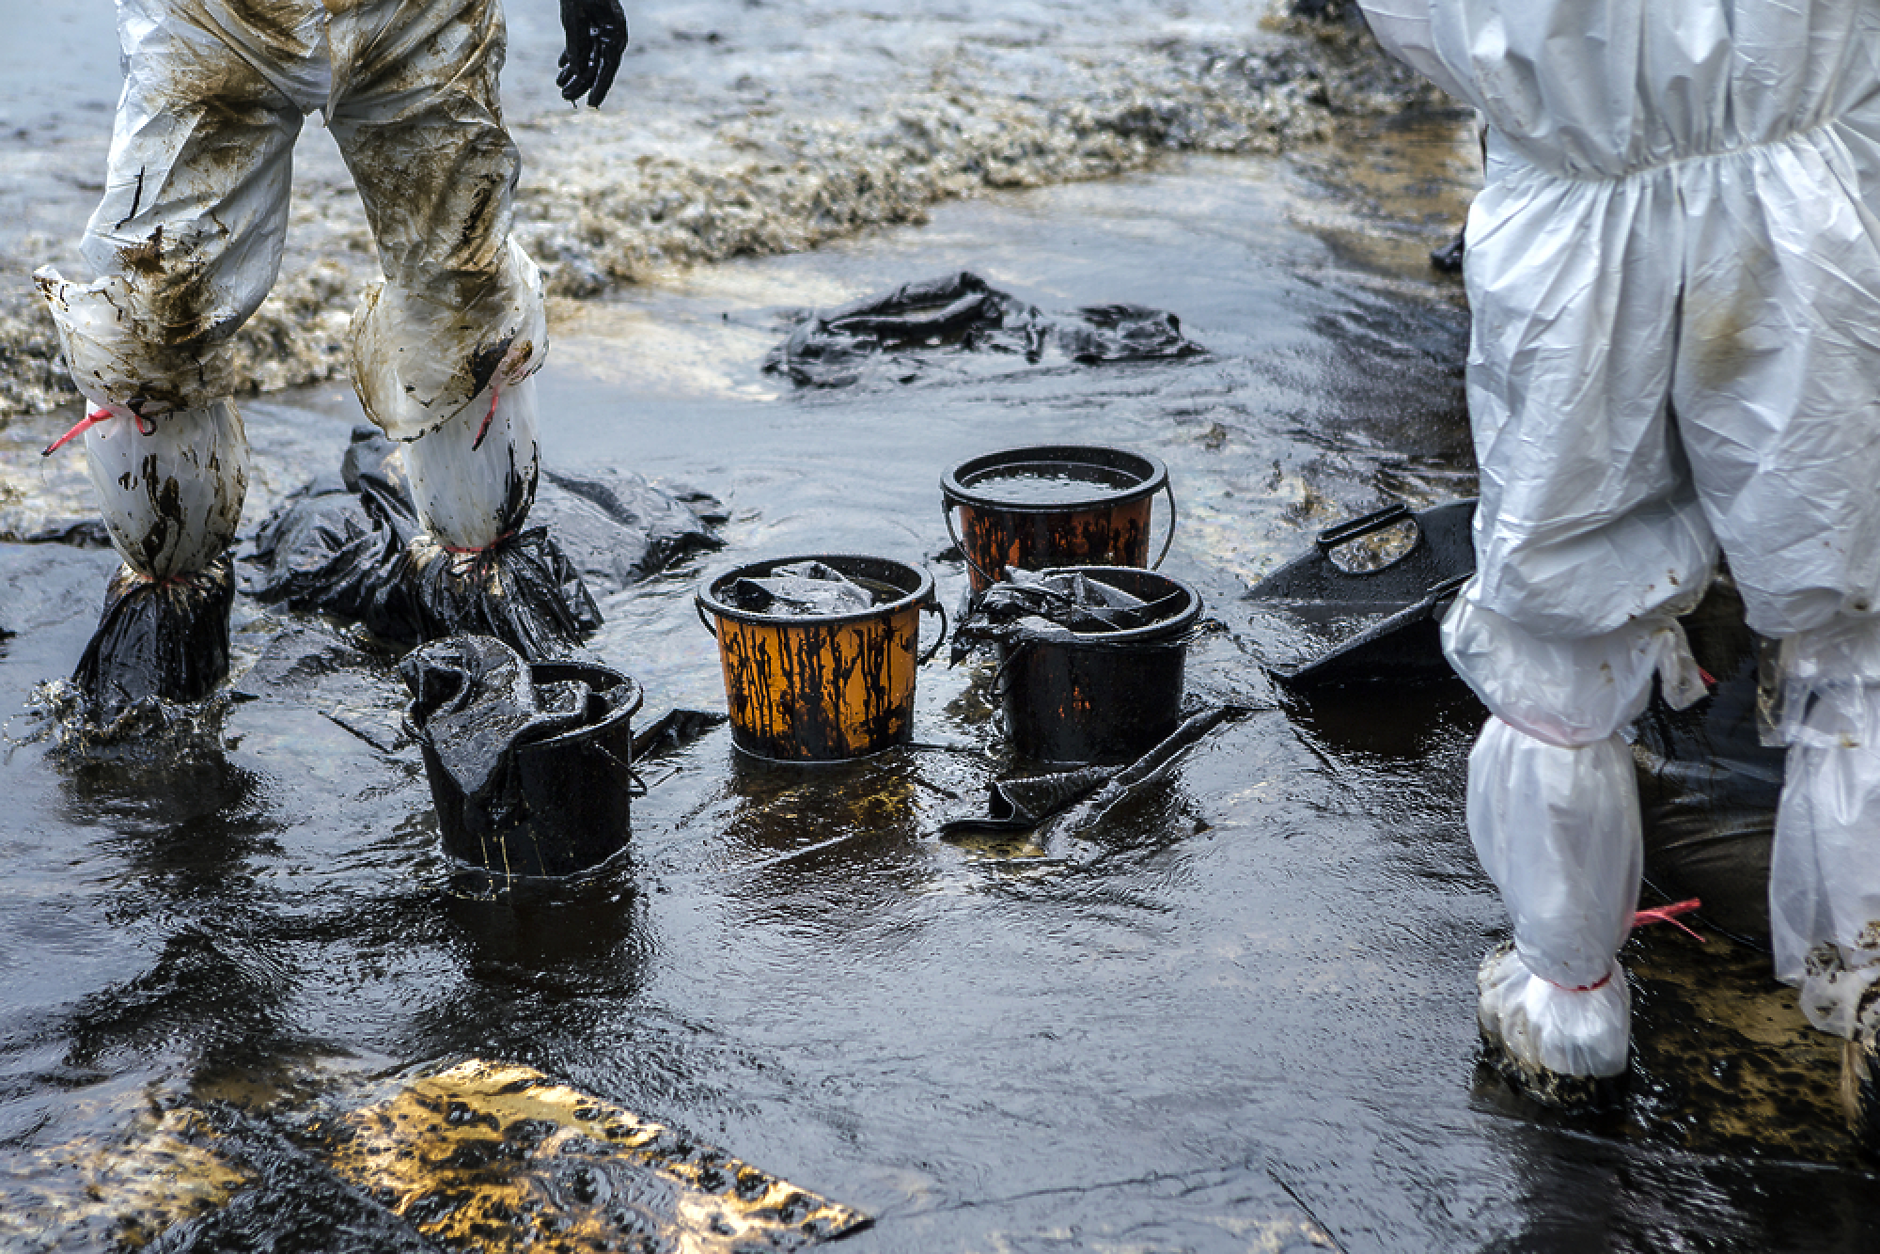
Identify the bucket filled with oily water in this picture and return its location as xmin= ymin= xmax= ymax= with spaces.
xmin=402 ymin=638 xmax=645 ymax=878
xmin=942 ymin=444 xmax=1175 ymax=593
xmin=954 ymin=566 xmax=1202 ymax=765
xmin=696 ymin=555 xmax=946 ymax=762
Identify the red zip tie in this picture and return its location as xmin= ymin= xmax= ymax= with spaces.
xmin=1634 ymin=897 xmax=1706 ymax=942
xmin=1698 ymin=666 xmax=1717 ymax=688
xmin=1543 ymin=971 xmax=1613 ymax=993
xmin=471 ymin=382 xmax=500 ymax=452
xmin=42 ymin=407 xmax=112 ymax=457
xmin=441 ymin=529 xmax=516 ymax=556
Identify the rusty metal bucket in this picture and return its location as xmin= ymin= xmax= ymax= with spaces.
xmin=696 ymin=554 xmax=946 ymax=762
xmin=942 ymin=444 xmax=1175 ymax=593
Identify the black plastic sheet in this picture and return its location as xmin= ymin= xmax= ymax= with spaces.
xmin=72 ymin=555 xmax=235 ymax=718
xmin=245 ymin=428 xmax=724 ymax=658
xmin=938 ymin=705 xmax=1246 ymax=840
xmin=764 ymin=271 xmax=1205 ymax=389
xmin=1634 ymin=577 xmax=1782 ymax=946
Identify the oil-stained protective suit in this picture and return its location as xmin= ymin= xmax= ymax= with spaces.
xmin=34 ymin=0 xmax=624 ymax=706
xmin=1357 ymin=0 xmax=1880 ymax=1080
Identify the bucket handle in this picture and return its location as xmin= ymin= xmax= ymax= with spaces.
xmin=1149 ymin=476 xmax=1177 ymax=571
xmin=943 ymin=475 xmax=1180 ymax=584
xmin=918 ymin=596 xmax=949 ymax=665
xmin=1315 ymin=502 xmax=1412 ymax=552
xmin=696 ymin=599 xmax=718 ymax=638
xmin=944 ymin=503 xmax=1001 ymax=591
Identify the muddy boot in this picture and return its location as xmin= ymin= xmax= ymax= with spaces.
xmin=1477 ymin=941 xmax=1630 ymax=1107
xmin=73 ymin=401 xmax=249 ymax=715
xmin=1845 ymin=990 xmax=1880 ymax=1152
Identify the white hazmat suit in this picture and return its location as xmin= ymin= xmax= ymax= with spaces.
xmin=1356 ymin=0 xmax=1880 ymax=1087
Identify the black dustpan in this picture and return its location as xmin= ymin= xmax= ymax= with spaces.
xmin=1246 ymin=499 xmax=1475 ymax=687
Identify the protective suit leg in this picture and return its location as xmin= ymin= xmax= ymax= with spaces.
xmin=318 ymin=1 xmax=587 ymax=657
xmin=1470 ymin=721 xmax=1637 ymax=1095
xmin=1764 ymin=620 xmax=1880 ymax=1031
xmin=329 ymin=0 xmax=548 ymax=447
xmin=73 ymin=403 xmax=250 ymax=712
xmin=31 ymin=1 xmax=318 ymax=713
xmin=1445 ymin=598 xmax=1708 ymax=1099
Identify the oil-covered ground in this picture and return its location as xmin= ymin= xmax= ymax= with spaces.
xmin=3 ymin=3 xmax=1879 ymax=1251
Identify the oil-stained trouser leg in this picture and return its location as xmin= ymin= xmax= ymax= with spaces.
xmin=32 ymin=0 xmax=318 ymax=706
xmin=327 ymin=0 xmax=548 ymax=552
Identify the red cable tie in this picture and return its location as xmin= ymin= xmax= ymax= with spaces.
xmin=471 ymin=382 xmax=500 ymax=452
xmin=1633 ymin=897 xmax=1706 ymax=942
xmin=42 ymin=407 xmax=113 ymax=457
xmin=441 ymin=529 xmax=516 ymax=556
xmin=1543 ymin=971 xmax=1613 ymax=994
xmin=1698 ymin=666 xmax=1717 ymax=688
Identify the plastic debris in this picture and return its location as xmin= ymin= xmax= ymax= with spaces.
xmin=938 ymin=705 xmax=1245 ymax=841
xmin=723 ymin=559 xmax=881 ymax=616
xmin=765 ymin=271 xmax=1204 ymax=388
xmin=950 ymin=567 xmax=1167 ymax=662
xmin=246 ymin=428 xmax=724 ymax=658
xmin=401 ymin=636 xmax=642 ymax=875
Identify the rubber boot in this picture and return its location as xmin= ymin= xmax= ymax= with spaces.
xmin=75 ymin=402 xmax=248 ymax=715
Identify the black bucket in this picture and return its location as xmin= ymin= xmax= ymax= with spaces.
xmin=996 ymin=566 xmax=1203 ymax=765
xmin=413 ymin=661 xmax=644 ymax=878
xmin=942 ymin=445 xmax=1175 ymax=592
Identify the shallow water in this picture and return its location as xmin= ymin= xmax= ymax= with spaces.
xmin=3 ymin=76 xmax=1878 ymax=1254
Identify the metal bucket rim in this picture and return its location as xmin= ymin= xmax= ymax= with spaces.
xmin=1023 ymin=565 xmax=1203 ymax=644
xmin=696 ymin=553 xmax=935 ymax=629
xmin=941 ymin=444 xmax=1168 ymax=514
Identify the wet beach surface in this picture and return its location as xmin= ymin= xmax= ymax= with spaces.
xmin=4 ymin=7 xmax=1880 ymax=1252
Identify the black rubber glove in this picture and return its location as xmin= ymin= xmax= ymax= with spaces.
xmin=558 ymin=0 xmax=628 ymax=108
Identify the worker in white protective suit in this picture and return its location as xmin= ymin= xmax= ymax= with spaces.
xmin=1355 ymin=0 xmax=1880 ymax=1135
xmin=33 ymin=0 xmax=628 ymax=714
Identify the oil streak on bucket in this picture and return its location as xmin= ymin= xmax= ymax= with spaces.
xmin=942 ymin=444 xmax=1174 ymax=593
xmin=697 ymin=554 xmax=945 ymax=762
xmin=998 ymin=566 xmax=1202 ymax=765
xmin=417 ymin=662 xmax=644 ymax=878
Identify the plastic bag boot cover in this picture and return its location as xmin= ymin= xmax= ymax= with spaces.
xmin=1478 ymin=942 xmax=1630 ymax=1103
xmin=1468 ymin=720 xmax=1641 ymax=1092
xmin=1771 ymin=702 xmax=1880 ymax=1037
xmin=83 ymin=402 xmax=250 ymax=580
xmin=73 ymin=556 xmax=236 ymax=715
xmin=401 ymin=374 xmax=540 ymax=552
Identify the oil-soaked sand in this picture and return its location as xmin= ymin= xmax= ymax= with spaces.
xmin=2 ymin=97 xmax=1877 ymax=1254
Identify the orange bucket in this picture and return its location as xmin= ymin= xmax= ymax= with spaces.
xmin=696 ymin=555 xmax=945 ymax=761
